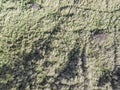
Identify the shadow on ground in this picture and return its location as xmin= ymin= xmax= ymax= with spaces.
xmin=97 ymin=66 xmax=120 ymax=90
xmin=49 ymin=39 xmax=81 ymax=90
xmin=0 ymin=48 xmax=43 ymax=90
xmin=0 ymin=25 xmax=61 ymax=90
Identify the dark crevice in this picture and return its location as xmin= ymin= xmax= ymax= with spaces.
xmin=50 ymin=39 xmax=80 ymax=90
xmin=81 ymin=44 xmax=87 ymax=73
xmin=62 ymin=13 xmax=74 ymax=17
xmin=97 ymin=27 xmax=120 ymax=90
xmin=74 ymin=0 xmax=79 ymax=4
xmin=113 ymin=26 xmax=118 ymax=69
xmin=59 ymin=41 xmax=80 ymax=79
xmin=97 ymin=70 xmax=112 ymax=87
xmin=59 ymin=6 xmax=71 ymax=11
xmin=81 ymin=43 xmax=88 ymax=90
xmin=90 ymin=29 xmax=105 ymax=36
xmin=111 ymin=67 xmax=120 ymax=90
xmin=97 ymin=67 xmax=120 ymax=90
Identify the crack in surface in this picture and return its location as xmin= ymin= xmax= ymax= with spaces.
xmin=81 ymin=43 xmax=88 ymax=90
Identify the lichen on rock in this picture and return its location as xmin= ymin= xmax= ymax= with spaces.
xmin=0 ymin=0 xmax=120 ymax=90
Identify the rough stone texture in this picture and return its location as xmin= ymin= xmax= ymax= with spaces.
xmin=0 ymin=0 xmax=120 ymax=90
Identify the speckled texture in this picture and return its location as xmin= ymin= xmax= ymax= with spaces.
xmin=0 ymin=0 xmax=120 ymax=90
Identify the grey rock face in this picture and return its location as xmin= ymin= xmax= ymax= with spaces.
xmin=0 ymin=0 xmax=120 ymax=90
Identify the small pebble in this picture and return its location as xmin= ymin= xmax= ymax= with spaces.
xmin=32 ymin=3 xmax=40 ymax=10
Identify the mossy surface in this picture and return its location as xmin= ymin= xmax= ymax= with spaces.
xmin=0 ymin=0 xmax=120 ymax=90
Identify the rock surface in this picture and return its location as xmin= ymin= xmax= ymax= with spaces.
xmin=0 ymin=0 xmax=120 ymax=90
